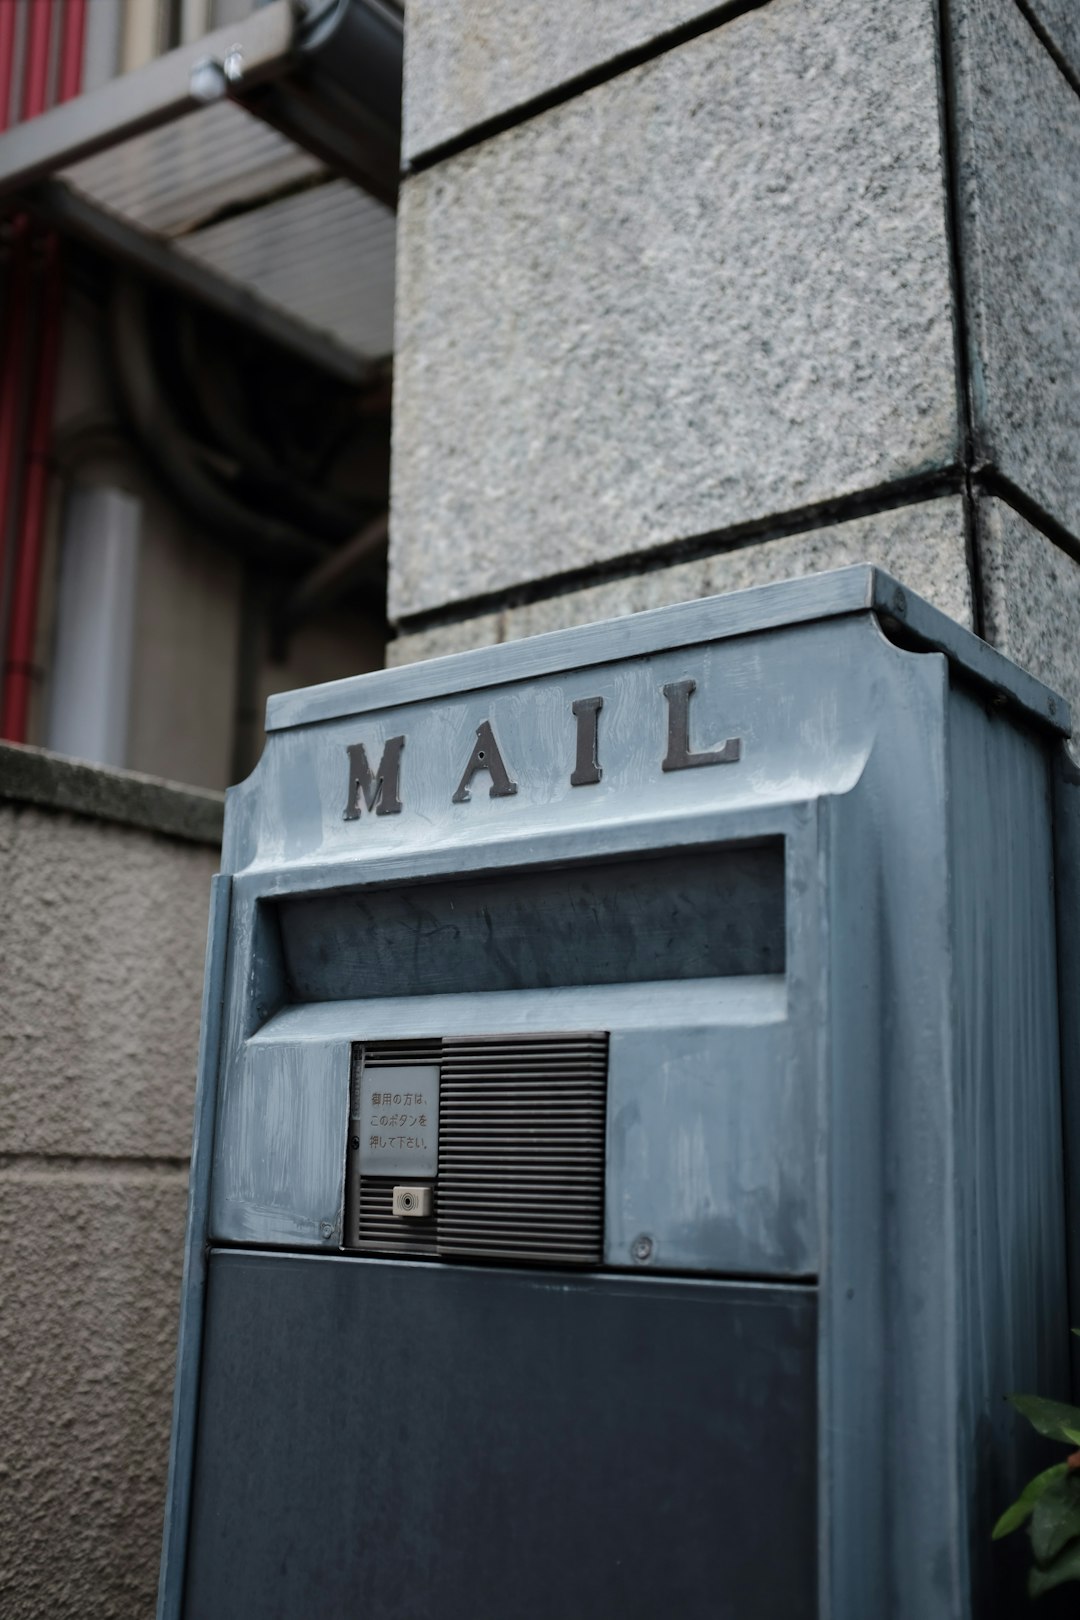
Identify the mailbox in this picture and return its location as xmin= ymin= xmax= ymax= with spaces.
xmin=158 ymin=566 xmax=1079 ymax=1620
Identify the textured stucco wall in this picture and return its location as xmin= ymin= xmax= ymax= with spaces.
xmin=389 ymin=0 xmax=1080 ymax=729
xmin=0 ymin=750 xmax=219 ymax=1618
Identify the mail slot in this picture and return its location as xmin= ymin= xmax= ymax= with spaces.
xmin=158 ymin=567 xmax=1077 ymax=1620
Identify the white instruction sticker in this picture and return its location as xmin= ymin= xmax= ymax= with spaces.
xmin=357 ymin=1064 xmax=439 ymax=1178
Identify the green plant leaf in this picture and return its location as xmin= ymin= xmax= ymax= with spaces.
xmin=1029 ymin=1537 xmax=1080 ymax=1597
xmin=1031 ymin=1474 xmax=1080 ymax=1564
xmin=1010 ymin=1394 xmax=1080 ymax=1445
xmin=993 ymin=1465 xmax=1069 ymax=1539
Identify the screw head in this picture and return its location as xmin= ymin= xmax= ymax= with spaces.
xmin=632 ymin=1234 xmax=653 ymax=1264
xmin=319 ymin=1221 xmax=334 ymax=1240
xmin=189 ymin=58 xmax=227 ymax=102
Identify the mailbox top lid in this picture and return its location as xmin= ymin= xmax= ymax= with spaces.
xmin=265 ymin=565 xmax=1070 ymax=739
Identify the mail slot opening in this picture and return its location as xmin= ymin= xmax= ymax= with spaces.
xmin=272 ymin=839 xmax=785 ymax=1003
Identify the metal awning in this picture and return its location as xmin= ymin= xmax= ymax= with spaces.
xmin=0 ymin=0 xmax=402 ymax=382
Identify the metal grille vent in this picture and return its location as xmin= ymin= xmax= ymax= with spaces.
xmin=347 ymin=1033 xmax=608 ymax=1267
xmin=437 ymin=1034 xmax=608 ymax=1266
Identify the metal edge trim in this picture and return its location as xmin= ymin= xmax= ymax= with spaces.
xmin=156 ymin=875 xmax=233 ymax=1620
xmin=264 ymin=565 xmax=1070 ymax=739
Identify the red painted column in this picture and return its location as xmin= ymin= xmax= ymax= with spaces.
xmin=0 ymin=0 xmax=31 ymax=695
xmin=1 ymin=0 xmax=87 ymax=741
xmin=0 ymin=1 xmax=17 ymax=130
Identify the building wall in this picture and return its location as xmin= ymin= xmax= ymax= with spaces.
xmin=2 ymin=0 xmax=389 ymax=794
xmin=388 ymin=0 xmax=1080 ymax=726
xmin=26 ymin=284 xmax=385 ymax=792
xmin=0 ymin=743 xmax=222 ymax=1620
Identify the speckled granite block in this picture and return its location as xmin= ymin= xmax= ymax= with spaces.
xmin=388 ymin=497 xmax=971 ymax=663
xmin=404 ymin=0 xmax=726 ymax=160
xmin=977 ymin=496 xmax=1080 ymax=721
xmin=952 ymin=0 xmax=1080 ymax=541
xmin=390 ymin=0 xmax=959 ymax=620
xmin=1022 ymin=0 xmax=1080 ymax=79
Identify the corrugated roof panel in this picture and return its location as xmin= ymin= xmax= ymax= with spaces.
xmin=62 ymin=100 xmax=325 ymax=236
xmin=177 ymin=179 xmax=396 ymax=358
xmin=58 ymin=100 xmax=395 ymax=361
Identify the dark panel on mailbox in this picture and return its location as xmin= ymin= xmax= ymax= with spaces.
xmin=184 ymin=1252 xmax=817 ymax=1620
xmin=275 ymin=839 xmax=784 ymax=1001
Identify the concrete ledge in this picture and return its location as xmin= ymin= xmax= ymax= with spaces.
xmin=0 ymin=741 xmax=224 ymax=846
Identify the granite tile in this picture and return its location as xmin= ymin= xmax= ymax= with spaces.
xmin=404 ymin=0 xmax=729 ymax=160
xmin=952 ymin=0 xmax=1080 ymax=542
xmin=977 ymin=495 xmax=1080 ymax=721
xmin=390 ymin=0 xmax=960 ymax=619
xmin=389 ymin=497 xmax=972 ymax=662
xmin=1021 ymin=0 xmax=1080 ymax=80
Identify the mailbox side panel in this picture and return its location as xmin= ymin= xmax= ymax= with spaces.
xmin=948 ymin=685 xmax=1070 ymax=1618
xmin=821 ymin=643 xmax=957 ymax=1620
xmin=1053 ymin=747 xmax=1080 ymax=1399
xmin=157 ymin=875 xmax=232 ymax=1620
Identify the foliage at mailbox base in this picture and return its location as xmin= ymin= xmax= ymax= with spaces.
xmin=994 ymin=1393 xmax=1080 ymax=1597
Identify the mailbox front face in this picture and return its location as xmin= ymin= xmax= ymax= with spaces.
xmin=161 ymin=572 xmax=1071 ymax=1620
xmin=185 ymin=1258 xmax=817 ymax=1619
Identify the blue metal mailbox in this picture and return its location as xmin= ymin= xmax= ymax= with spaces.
xmin=158 ymin=566 xmax=1079 ymax=1619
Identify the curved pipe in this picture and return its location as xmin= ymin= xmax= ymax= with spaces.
xmin=172 ymin=301 xmax=361 ymax=544
xmin=107 ymin=276 xmax=332 ymax=572
xmin=276 ymin=508 xmax=388 ymax=633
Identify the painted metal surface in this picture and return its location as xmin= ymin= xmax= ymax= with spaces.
xmin=1054 ymin=747 xmax=1080 ymax=1398
xmin=218 ymin=974 xmax=803 ymax=1275
xmin=0 ymin=4 xmax=296 ymax=198
xmin=161 ymin=570 xmax=1077 ymax=1619
xmin=184 ymin=1251 xmax=817 ymax=1620
xmin=157 ymin=875 xmax=232 ymax=1620
xmin=210 ymin=1035 xmax=349 ymax=1247
xmin=225 ymin=614 xmax=879 ymax=878
xmin=818 ymin=669 xmax=1070 ymax=1620
xmin=261 ymin=565 xmax=1069 ymax=737
xmin=948 ymin=689 xmax=1068 ymax=1615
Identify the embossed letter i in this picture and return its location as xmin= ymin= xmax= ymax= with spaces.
xmin=570 ymin=696 xmax=603 ymax=786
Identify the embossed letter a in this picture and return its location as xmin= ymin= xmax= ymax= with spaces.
xmin=344 ymin=736 xmax=405 ymax=819
xmin=452 ymin=720 xmax=518 ymax=803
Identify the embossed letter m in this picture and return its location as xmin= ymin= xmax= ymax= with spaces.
xmin=344 ymin=736 xmax=405 ymax=819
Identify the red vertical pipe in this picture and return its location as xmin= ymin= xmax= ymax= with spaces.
xmin=0 ymin=223 xmax=31 ymax=611
xmin=0 ymin=0 xmax=28 ymax=591
xmin=0 ymin=0 xmax=38 ymax=722
xmin=1 ymin=242 xmax=63 ymax=740
xmin=0 ymin=0 xmax=17 ymax=131
xmin=1 ymin=0 xmax=86 ymax=741
xmin=22 ymin=0 xmax=53 ymax=120
xmin=58 ymin=0 xmax=87 ymax=105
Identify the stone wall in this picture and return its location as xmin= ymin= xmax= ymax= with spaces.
xmin=0 ymin=743 xmax=221 ymax=1619
xmin=388 ymin=0 xmax=1080 ymax=726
